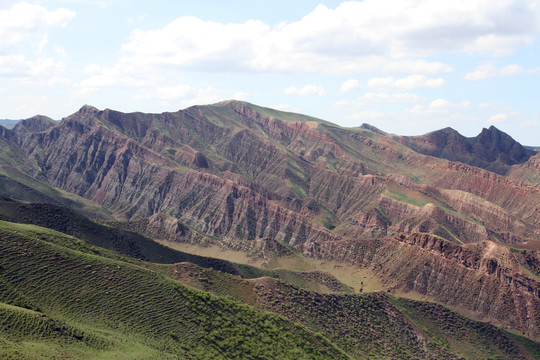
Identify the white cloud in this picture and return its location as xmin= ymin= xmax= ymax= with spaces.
xmin=121 ymin=17 xmax=269 ymax=71
xmin=135 ymin=84 xmax=192 ymax=101
xmin=478 ymin=102 xmax=514 ymax=112
xmin=83 ymin=64 xmax=101 ymax=75
xmin=466 ymin=34 xmax=535 ymax=57
xmin=84 ymin=0 xmax=539 ymax=92
xmin=382 ymin=60 xmax=453 ymax=74
xmin=107 ymin=0 xmax=537 ymax=80
xmin=340 ymin=79 xmax=360 ymax=93
xmin=47 ymin=76 xmax=71 ymax=88
xmin=0 ymin=54 xmax=27 ymax=75
xmin=77 ymin=63 xmax=160 ymax=91
xmin=0 ymin=2 xmax=74 ymax=80
xmin=133 ymin=84 xmax=223 ymax=107
xmin=284 ymin=85 xmax=326 ymax=97
xmin=26 ymin=58 xmax=65 ymax=76
xmin=478 ymin=102 xmax=494 ymax=110
xmin=345 ymin=111 xmax=384 ymax=121
xmin=132 ymin=84 xmax=224 ymax=108
xmin=367 ymin=75 xmax=446 ymax=90
xmin=409 ymin=99 xmax=470 ymax=114
xmin=272 ymin=104 xmax=301 ymax=112
xmin=334 ymin=92 xmax=425 ymax=110
xmin=520 ymin=120 xmax=539 ymax=127
xmin=71 ymin=86 xmax=98 ymax=99
xmin=180 ymin=87 xmax=222 ymax=107
xmin=53 ymin=46 xmax=67 ymax=58
xmin=0 ymin=54 xmax=65 ymax=87
xmin=333 ymin=100 xmax=350 ymax=108
xmin=233 ymin=92 xmax=250 ymax=101
xmin=364 ymin=92 xmax=425 ymax=103
xmin=464 ymin=64 xmax=524 ymax=80
xmin=0 ymin=2 xmax=75 ymax=49
xmin=429 ymin=99 xmax=452 ymax=109
xmin=489 ymin=113 xmax=508 ymax=123
xmin=0 ymin=2 xmax=74 ymax=34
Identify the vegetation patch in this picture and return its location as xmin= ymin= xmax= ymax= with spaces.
xmin=0 ymin=221 xmax=350 ymax=359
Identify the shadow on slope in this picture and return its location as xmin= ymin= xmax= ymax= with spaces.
xmin=0 ymin=199 xmax=350 ymax=292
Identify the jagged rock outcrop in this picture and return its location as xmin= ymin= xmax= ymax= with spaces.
xmin=399 ymin=125 xmax=536 ymax=174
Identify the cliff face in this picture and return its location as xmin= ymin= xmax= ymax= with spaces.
xmin=1 ymin=100 xmax=539 ymax=336
xmin=305 ymin=233 xmax=540 ymax=338
xmin=3 ymin=100 xmax=539 ymax=248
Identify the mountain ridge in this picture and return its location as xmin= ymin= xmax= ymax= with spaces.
xmin=396 ymin=124 xmax=536 ymax=174
xmin=1 ymin=100 xmax=539 ymax=339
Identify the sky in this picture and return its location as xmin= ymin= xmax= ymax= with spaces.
xmin=1 ymin=1 xmax=540 ymax=145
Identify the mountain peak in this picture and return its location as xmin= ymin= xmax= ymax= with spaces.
xmin=398 ymin=124 xmax=535 ymax=172
xmin=78 ymin=104 xmax=100 ymax=114
xmin=477 ymin=125 xmax=516 ymax=144
xmin=13 ymin=115 xmax=56 ymax=133
xmin=437 ymin=127 xmax=459 ymax=134
xmin=359 ymin=123 xmax=387 ymax=135
xmin=213 ymin=99 xmax=247 ymax=106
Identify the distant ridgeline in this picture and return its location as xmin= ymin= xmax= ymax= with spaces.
xmin=0 ymin=120 xmax=21 ymax=129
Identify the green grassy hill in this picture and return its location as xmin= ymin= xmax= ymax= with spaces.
xmin=171 ymin=260 xmax=540 ymax=360
xmin=0 ymin=220 xmax=350 ymax=359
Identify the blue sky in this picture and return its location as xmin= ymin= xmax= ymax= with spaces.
xmin=1 ymin=0 xmax=539 ymax=145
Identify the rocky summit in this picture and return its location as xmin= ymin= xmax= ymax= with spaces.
xmin=1 ymin=100 xmax=539 ymax=358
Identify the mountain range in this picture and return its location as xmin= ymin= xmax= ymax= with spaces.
xmin=0 ymin=100 xmax=539 ymax=359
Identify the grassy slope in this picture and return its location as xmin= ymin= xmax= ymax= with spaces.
xmin=391 ymin=297 xmax=540 ymax=360
xmin=172 ymin=260 xmax=540 ymax=360
xmin=0 ymin=167 xmax=113 ymax=222
xmin=0 ymin=221 xmax=349 ymax=359
xmin=0 ymin=200 xmax=351 ymax=294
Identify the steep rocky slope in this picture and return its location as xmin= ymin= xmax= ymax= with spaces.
xmin=4 ymin=100 xmax=538 ymax=245
xmin=397 ymin=125 xmax=536 ymax=175
xmin=306 ymin=233 xmax=540 ymax=337
xmin=1 ymin=100 xmax=539 ymax=337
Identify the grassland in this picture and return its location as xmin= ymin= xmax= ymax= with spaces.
xmin=0 ymin=220 xmax=350 ymax=359
xmin=170 ymin=258 xmax=540 ymax=360
xmin=391 ymin=296 xmax=540 ymax=360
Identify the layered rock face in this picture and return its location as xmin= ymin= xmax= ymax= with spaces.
xmin=1 ymin=100 xmax=539 ymax=336
xmin=306 ymin=233 xmax=540 ymax=337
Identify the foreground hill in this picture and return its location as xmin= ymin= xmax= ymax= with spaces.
xmin=1 ymin=219 xmax=538 ymax=359
xmin=0 ymin=220 xmax=351 ymax=359
xmin=0 ymin=100 xmax=539 ymax=338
